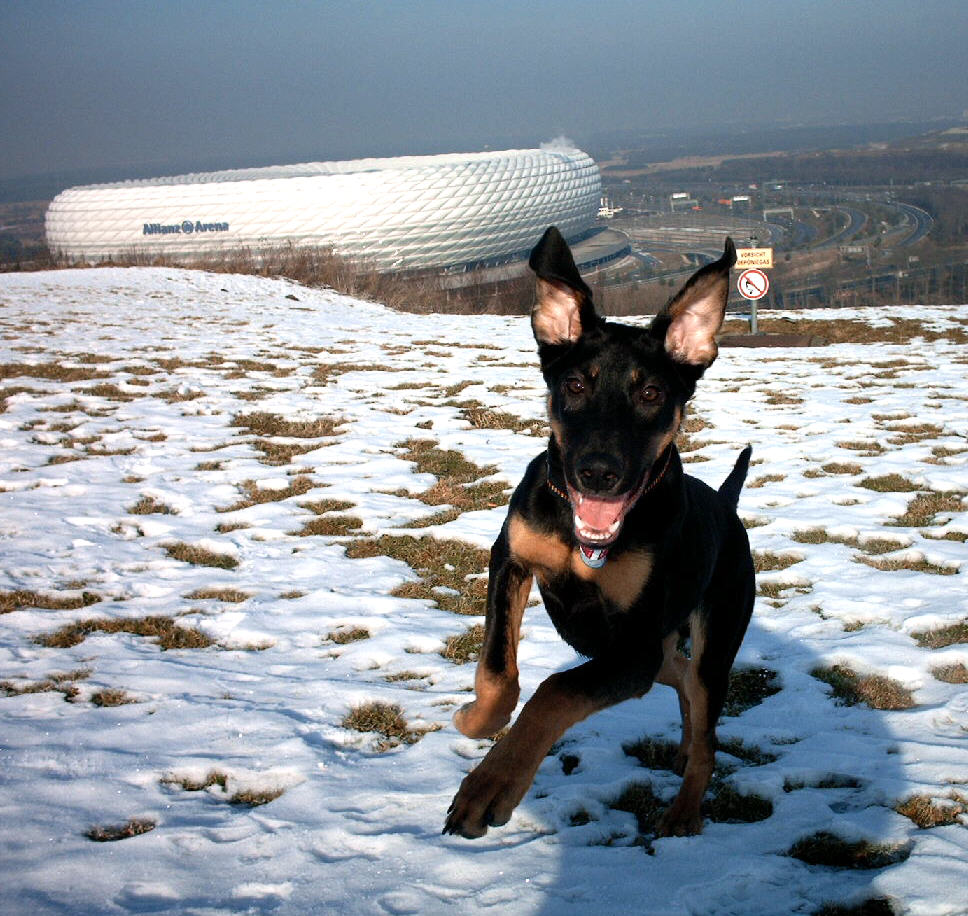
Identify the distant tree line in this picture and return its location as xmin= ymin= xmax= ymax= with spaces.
xmin=657 ymin=150 xmax=968 ymax=188
xmin=906 ymin=188 xmax=968 ymax=245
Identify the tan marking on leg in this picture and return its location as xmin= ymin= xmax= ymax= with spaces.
xmin=455 ymin=569 xmax=532 ymax=739
xmin=508 ymin=513 xmax=571 ymax=575
xmin=659 ymin=613 xmax=714 ymax=836
xmin=656 ymin=630 xmax=691 ymax=771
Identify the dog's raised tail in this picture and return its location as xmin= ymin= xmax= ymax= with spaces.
xmin=718 ymin=445 xmax=752 ymax=509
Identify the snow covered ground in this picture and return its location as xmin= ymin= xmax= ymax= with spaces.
xmin=0 ymin=267 xmax=966 ymax=916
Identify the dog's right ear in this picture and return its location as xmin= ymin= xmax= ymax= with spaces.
xmin=529 ymin=226 xmax=601 ymax=346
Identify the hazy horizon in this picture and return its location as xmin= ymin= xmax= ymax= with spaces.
xmin=2 ymin=0 xmax=966 ymax=184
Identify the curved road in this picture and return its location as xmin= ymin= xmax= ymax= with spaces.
xmin=814 ymin=206 xmax=868 ymax=249
xmin=894 ymin=202 xmax=934 ymax=245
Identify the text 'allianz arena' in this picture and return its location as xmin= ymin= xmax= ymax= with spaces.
xmin=45 ymin=148 xmax=601 ymax=270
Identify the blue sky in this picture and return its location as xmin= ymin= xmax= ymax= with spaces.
xmin=1 ymin=0 xmax=965 ymax=180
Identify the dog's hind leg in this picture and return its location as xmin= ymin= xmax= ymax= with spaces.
xmin=656 ymin=634 xmax=718 ymax=836
xmin=658 ymin=564 xmax=755 ymax=836
xmin=655 ymin=628 xmax=692 ymax=774
xmin=453 ymin=535 xmax=532 ymax=740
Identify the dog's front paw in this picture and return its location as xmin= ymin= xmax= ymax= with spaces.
xmin=656 ymin=802 xmax=704 ymax=837
xmin=442 ymin=753 xmax=531 ymax=839
xmin=453 ymin=699 xmax=512 ymax=739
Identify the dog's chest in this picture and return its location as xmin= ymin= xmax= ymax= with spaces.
xmin=508 ymin=512 xmax=654 ymax=618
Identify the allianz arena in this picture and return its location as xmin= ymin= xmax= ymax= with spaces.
xmin=45 ymin=148 xmax=601 ymax=270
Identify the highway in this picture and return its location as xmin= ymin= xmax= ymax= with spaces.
xmin=894 ymin=202 xmax=934 ymax=245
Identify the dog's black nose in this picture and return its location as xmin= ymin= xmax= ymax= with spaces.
xmin=575 ymin=453 xmax=622 ymax=494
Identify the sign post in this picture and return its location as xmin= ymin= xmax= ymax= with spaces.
xmin=737 ymin=267 xmax=770 ymax=334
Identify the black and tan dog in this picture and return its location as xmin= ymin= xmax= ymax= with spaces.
xmin=443 ymin=227 xmax=755 ymax=839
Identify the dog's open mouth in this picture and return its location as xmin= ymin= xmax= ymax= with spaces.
xmin=565 ymin=485 xmax=638 ymax=548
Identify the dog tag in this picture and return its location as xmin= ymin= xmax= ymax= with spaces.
xmin=578 ymin=545 xmax=608 ymax=568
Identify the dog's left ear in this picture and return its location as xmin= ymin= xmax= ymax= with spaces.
xmin=655 ymin=237 xmax=737 ymax=371
xmin=529 ymin=226 xmax=601 ymax=346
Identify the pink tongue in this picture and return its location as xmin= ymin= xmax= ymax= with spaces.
xmin=575 ymin=495 xmax=625 ymax=530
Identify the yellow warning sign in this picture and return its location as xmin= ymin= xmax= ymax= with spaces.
xmin=735 ymin=247 xmax=774 ymax=269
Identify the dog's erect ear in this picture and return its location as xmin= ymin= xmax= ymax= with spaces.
xmin=529 ymin=226 xmax=600 ymax=346
xmin=657 ymin=237 xmax=736 ymax=370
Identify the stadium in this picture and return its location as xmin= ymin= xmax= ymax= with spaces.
xmin=45 ymin=148 xmax=603 ymax=271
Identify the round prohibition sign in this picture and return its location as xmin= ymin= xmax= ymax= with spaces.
xmin=738 ymin=268 xmax=769 ymax=300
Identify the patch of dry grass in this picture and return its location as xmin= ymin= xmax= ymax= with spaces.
xmin=622 ymin=737 xmax=680 ymax=772
xmin=0 ymin=362 xmax=106 ymax=383
xmin=787 ymin=831 xmax=911 ymax=869
xmin=410 ymin=477 xmax=510 ymax=516
xmin=162 ymin=770 xmax=228 ymax=792
xmin=811 ymin=664 xmax=915 ymax=710
xmin=91 ymin=688 xmax=137 ymax=707
xmin=156 ymin=387 xmax=203 ymax=404
xmin=300 ymin=498 xmax=355 ymax=514
xmin=721 ymin=667 xmax=781 ymax=717
xmin=440 ymin=624 xmax=486 ymax=665
xmin=821 ymin=462 xmax=863 ymax=476
xmin=0 ymin=668 xmax=91 ymax=701
xmin=342 ymin=701 xmax=438 ymax=750
xmin=219 ymin=475 xmax=315 ymax=512
xmin=345 ymin=535 xmax=489 ymax=615
xmin=609 ymin=781 xmax=666 ymax=839
xmin=233 ymin=411 xmax=342 ymax=439
xmin=885 ymin=423 xmax=944 ymax=446
xmin=459 ymin=404 xmax=546 ymax=437
xmin=717 ymin=737 xmax=779 ymax=767
xmin=889 ymin=490 xmax=964 ymax=527
xmin=397 ymin=438 xmax=498 ymax=487
xmin=932 ymin=662 xmax=968 ymax=683
xmin=127 ymin=495 xmax=175 ymax=515
xmin=703 ymin=782 xmax=774 ymax=824
xmin=37 ymin=615 xmax=214 ymax=650
xmin=835 ymin=440 xmax=885 ymax=456
xmin=184 ymin=588 xmax=252 ymax=603
xmin=383 ymin=670 xmax=430 ymax=683
xmin=609 ymin=778 xmax=772 ymax=846
xmin=855 ymin=554 xmax=958 ymax=576
xmin=85 ymin=818 xmax=156 ymax=842
xmin=81 ymin=382 xmax=136 ymax=402
xmin=858 ymin=474 xmax=920 ymax=493
xmin=0 ymin=589 xmax=101 ymax=614
xmin=753 ymin=552 xmax=802 ymax=572
xmin=161 ymin=770 xmax=284 ymax=806
xmin=164 ymin=542 xmax=239 ymax=569
xmin=229 ymin=787 xmax=286 ymax=807
xmin=1 ymin=385 xmax=44 ymax=412
xmin=250 ymin=438 xmax=325 ymax=466
xmin=310 ymin=362 xmax=387 ymax=385
xmin=326 ymin=626 xmax=370 ymax=645
xmin=747 ymin=474 xmax=786 ymax=489
xmin=292 ymin=515 xmax=364 ymax=537
xmin=911 ymin=620 xmax=968 ymax=649
xmin=895 ymin=793 xmax=966 ymax=828
xmin=791 ymin=528 xmax=909 ymax=555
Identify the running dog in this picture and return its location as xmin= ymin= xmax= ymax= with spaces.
xmin=443 ymin=227 xmax=755 ymax=839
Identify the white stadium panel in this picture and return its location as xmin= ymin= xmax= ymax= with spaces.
xmin=45 ymin=149 xmax=601 ymax=270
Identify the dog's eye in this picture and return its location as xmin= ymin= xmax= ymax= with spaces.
xmin=564 ymin=376 xmax=585 ymax=396
xmin=639 ymin=385 xmax=663 ymax=404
